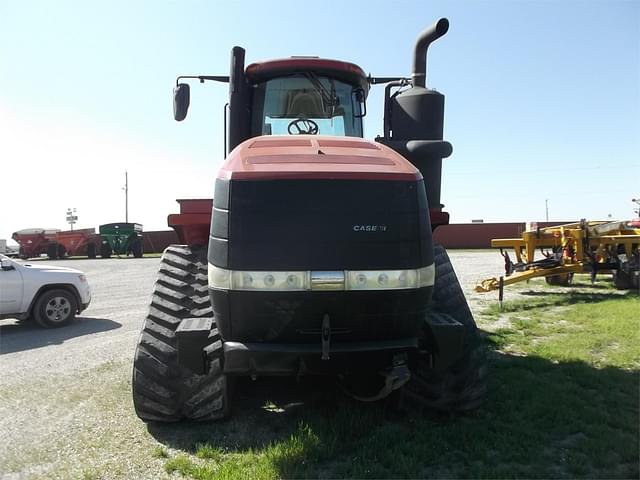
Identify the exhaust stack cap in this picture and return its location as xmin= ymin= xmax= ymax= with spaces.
xmin=412 ymin=17 xmax=449 ymax=88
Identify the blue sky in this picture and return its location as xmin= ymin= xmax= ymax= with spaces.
xmin=1 ymin=0 xmax=638 ymax=242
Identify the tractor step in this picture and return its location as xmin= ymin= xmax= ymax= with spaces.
xmin=425 ymin=312 xmax=465 ymax=371
xmin=176 ymin=317 xmax=213 ymax=375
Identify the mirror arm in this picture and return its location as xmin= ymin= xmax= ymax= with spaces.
xmin=176 ymin=75 xmax=230 ymax=86
xmin=368 ymin=76 xmax=410 ymax=85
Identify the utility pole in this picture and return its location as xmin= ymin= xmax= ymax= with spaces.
xmin=545 ymin=199 xmax=549 ymax=222
xmin=124 ymin=170 xmax=129 ymax=223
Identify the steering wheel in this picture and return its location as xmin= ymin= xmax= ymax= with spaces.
xmin=287 ymin=118 xmax=319 ymax=135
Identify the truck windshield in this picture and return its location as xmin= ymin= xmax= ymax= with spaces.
xmin=250 ymin=74 xmax=364 ymax=137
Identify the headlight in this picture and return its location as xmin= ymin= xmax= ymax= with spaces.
xmin=346 ymin=268 xmax=429 ymax=290
xmin=230 ymin=270 xmax=308 ymax=291
xmin=208 ymin=265 xmax=231 ymax=289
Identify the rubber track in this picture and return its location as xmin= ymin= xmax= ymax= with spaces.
xmin=132 ymin=245 xmax=228 ymax=422
xmin=405 ymin=245 xmax=488 ymax=412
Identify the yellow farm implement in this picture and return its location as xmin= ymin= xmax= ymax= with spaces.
xmin=476 ymin=220 xmax=640 ymax=293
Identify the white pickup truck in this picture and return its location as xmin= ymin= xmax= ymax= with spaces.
xmin=0 ymin=254 xmax=91 ymax=327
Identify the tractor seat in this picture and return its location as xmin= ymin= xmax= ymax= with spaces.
xmin=285 ymin=91 xmax=325 ymax=118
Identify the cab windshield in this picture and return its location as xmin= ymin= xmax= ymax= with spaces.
xmin=250 ymin=74 xmax=364 ymax=137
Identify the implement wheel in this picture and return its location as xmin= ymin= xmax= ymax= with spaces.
xmin=405 ymin=245 xmax=487 ymax=412
xmin=545 ymin=273 xmax=573 ymax=286
xmin=131 ymin=238 xmax=143 ymax=258
xmin=47 ymin=244 xmax=58 ymax=260
xmin=132 ymin=245 xmax=229 ymax=422
xmin=613 ymin=268 xmax=634 ymax=290
xmin=101 ymin=242 xmax=112 ymax=259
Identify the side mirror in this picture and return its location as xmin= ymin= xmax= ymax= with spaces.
xmin=173 ymin=83 xmax=191 ymax=121
xmin=352 ymin=88 xmax=367 ymax=118
xmin=1 ymin=258 xmax=14 ymax=270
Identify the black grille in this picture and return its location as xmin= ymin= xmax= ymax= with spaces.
xmin=209 ymin=179 xmax=433 ymax=270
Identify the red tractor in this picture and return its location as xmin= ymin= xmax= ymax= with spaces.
xmin=132 ymin=18 xmax=486 ymax=421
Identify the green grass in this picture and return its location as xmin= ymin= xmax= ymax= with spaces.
xmin=152 ymin=292 xmax=639 ymax=479
xmin=486 ymin=292 xmax=639 ymax=367
xmin=152 ymin=446 xmax=169 ymax=459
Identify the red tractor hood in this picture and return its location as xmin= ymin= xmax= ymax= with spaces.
xmin=218 ymin=136 xmax=421 ymax=182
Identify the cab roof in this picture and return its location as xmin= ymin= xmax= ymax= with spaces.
xmin=245 ymin=57 xmax=369 ymax=95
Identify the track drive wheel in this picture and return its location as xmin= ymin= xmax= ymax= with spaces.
xmin=405 ymin=245 xmax=487 ymax=412
xmin=132 ymin=245 xmax=229 ymax=422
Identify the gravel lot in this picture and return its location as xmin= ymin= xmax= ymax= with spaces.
xmin=0 ymin=250 xmax=506 ymax=479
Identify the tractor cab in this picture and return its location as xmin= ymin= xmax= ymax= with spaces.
xmin=173 ymin=50 xmax=370 ymax=155
xmin=245 ymin=58 xmax=368 ymax=138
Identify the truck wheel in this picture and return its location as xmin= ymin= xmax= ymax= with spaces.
xmin=87 ymin=243 xmax=97 ymax=259
xmin=57 ymin=244 xmax=66 ymax=259
xmin=101 ymin=243 xmax=112 ymax=259
xmin=33 ymin=289 xmax=77 ymax=328
xmin=132 ymin=238 xmax=143 ymax=258
xmin=405 ymin=245 xmax=487 ymax=412
xmin=132 ymin=245 xmax=229 ymax=422
xmin=47 ymin=244 xmax=58 ymax=260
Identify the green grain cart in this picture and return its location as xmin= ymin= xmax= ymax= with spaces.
xmin=98 ymin=223 xmax=144 ymax=258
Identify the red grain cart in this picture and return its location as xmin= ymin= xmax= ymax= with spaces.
xmin=168 ymin=198 xmax=213 ymax=246
xmin=55 ymin=228 xmax=101 ymax=259
xmin=11 ymin=228 xmax=60 ymax=259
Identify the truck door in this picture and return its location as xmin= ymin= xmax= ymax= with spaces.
xmin=0 ymin=259 xmax=24 ymax=315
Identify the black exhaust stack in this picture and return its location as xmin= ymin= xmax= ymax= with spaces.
xmin=228 ymin=46 xmax=250 ymax=152
xmin=378 ymin=18 xmax=452 ymax=225
xmin=411 ymin=18 xmax=449 ymax=88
